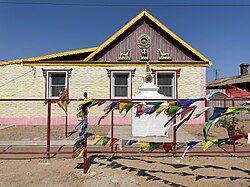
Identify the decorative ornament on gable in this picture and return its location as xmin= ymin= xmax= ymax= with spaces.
xmin=137 ymin=34 xmax=151 ymax=61
xmin=157 ymin=49 xmax=172 ymax=61
xmin=143 ymin=62 xmax=153 ymax=83
xmin=117 ymin=49 xmax=131 ymax=61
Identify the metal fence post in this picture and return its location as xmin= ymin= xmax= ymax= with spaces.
xmin=83 ymin=133 xmax=88 ymax=174
xmin=232 ymin=100 xmax=236 ymax=152
xmin=47 ymin=99 xmax=51 ymax=158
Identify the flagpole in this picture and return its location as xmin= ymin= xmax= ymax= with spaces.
xmin=111 ymin=110 xmax=114 ymax=153
xmin=232 ymin=100 xmax=236 ymax=152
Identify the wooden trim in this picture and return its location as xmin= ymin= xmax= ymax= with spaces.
xmin=23 ymin=61 xmax=210 ymax=67
xmin=0 ymin=47 xmax=97 ymax=66
xmin=107 ymin=69 xmax=135 ymax=99
xmin=106 ymin=68 xmax=136 ymax=77
xmin=83 ymin=10 xmax=212 ymax=65
xmin=42 ymin=68 xmax=73 ymax=99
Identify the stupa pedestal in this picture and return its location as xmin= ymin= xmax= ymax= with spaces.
xmin=132 ymin=80 xmax=169 ymax=137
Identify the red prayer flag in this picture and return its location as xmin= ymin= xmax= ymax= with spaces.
xmin=163 ymin=142 xmax=174 ymax=153
xmin=109 ymin=138 xmax=120 ymax=147
xmin=232 ymin=133 xmax=247 ymax=141
xmin=225 ymin=85 xmax=250 ymax=98
xmin=98 ymin=100 xmax=106 ymax=106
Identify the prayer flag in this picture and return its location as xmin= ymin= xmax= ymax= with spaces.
xmin=96 ymin=101 xmax=119 ymax=126
xmin=98 ymin=100 xmax=106 ymax=106
xmin=248 ymin=133 xmax=250 ymax=144
xmin=232 ymin=133 xmax=247 ymax=141
xmin=75 ymin=147 xmax=83 ymax=159
xmin=140 ymin=141 xmax=149 ymax=152
xmin=127 ymin=140 xmax=138 ymax=145
xmin=182 ymin=140 xmax=201 ymax=157
xmin=102 ymin=137 xmax=111 ymax=146
xmin=203 ymin=118 xmax=220 ymax=141
xmin=79 ymin=98 xmax=93 ymax=110
xmin=162 ymin=142 xmax=174 ymax=153
xmin=156 ymin=103 xmax=169 ymax=116
xmin=149 ymin=142 xmax=163 ymax=152
xmin=118 ymin=102 xmax=128 ymax=114
xmin=56 ymin=88 xmax=68 ymax=112
xmin=175 ymin=142 xmax=187 ymax=150
xmin=109 ymin=138 xmax=120 ymax=147
xmin=93 ymin=135 xmax=103 ymax=145
xmin=79 ymin=118 xmax=88 ymax=136
xmin=174 ymin=107 xmax=196 ymax=132
xmin=176 ymin=99 xmax=202 ymax=107
xmin=203 ymin=139 xmax=216 ymax=151
xmin=145 ymin=103 xmax=162 ymax=115
xmin=123 ymin=103 xmax=134 ymax=117
xmin=165 ymin=105 xmax=181 ymax=117
xmin=89 ymin=99 xmax=99 ymax=108
xmin=193 ymin=107 xmax=210 ymax=119
xmin=209 ymin=107 xmax=228 ymax=120
xmin=119 ymin=139 xmax=129 ymax=150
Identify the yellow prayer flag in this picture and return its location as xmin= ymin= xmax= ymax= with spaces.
xmin=118 ymin=103 xmax=127 ymax=114
xmin=140 ymin=141 xmax=149 ymax=152
xmin=156 ymin=103 xmax=169 ymax=116
xmin=203 ymin=139 xmax=216 ymax=151
xmin=75 ymin=148 xmax=83 ymax=159
xmin=93 ymin=135 xmax=103 ymax=145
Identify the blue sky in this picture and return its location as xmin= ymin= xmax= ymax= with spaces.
xmin=0 ymin=0 xmax=250 ymax=82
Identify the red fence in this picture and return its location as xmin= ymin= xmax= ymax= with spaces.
xmin=0 ymin=98 xmax=249 ymax=174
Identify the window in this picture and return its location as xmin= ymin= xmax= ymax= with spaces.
xmin=111 ymin=71 xmax=131 ymax=98
xmin=156 ymin=71 xmax=176 ymax=98
xmin=48 ymin=72 xmax=67 ymax=98
xmin=43 ymin=69 xmax=72 ymax=99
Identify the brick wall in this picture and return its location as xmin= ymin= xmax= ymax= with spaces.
xmin=0 ymin=64 xmax=205 ymax=125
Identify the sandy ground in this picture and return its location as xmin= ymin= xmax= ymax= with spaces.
xmin=0 ymin=155 xmax=249 ymax=187
xmin=0 ymin=121 xmax=249 ymax=186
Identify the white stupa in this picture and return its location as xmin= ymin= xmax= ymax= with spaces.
xmin=132 ymin=63 xmax=169 ymax=137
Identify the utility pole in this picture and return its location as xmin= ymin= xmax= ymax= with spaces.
xmin=215 ymin=69 xmax=219 ymax=80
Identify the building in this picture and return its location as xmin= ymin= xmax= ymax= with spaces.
xmin=207 ymin=63 xmax=250 ymax=93
xmin=0 ymin=10 xmax=212 ymax=126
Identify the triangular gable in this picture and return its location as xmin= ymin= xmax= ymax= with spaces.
xmin=84 ymin=10 xmax=212 ymax=66
xmin=0 ymin=47 xmax=97 ymax=66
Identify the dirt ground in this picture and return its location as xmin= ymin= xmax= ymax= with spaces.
xmin=0 ymin=155 xmax=249 ymax=187
xmin=0 ymin=121 xmax=249 ymax=186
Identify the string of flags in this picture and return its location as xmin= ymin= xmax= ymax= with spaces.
xmin=74 ymin=131 xmax=248 ymax=159
xmin=72 ymin=91 xmax=249 ymax=158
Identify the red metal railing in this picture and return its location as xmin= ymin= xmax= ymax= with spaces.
xmin=0 ymin=98 xmax=249 ymax=174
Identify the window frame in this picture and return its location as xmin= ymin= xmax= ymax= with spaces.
xmin=111 ymin=71 xmax=131 ymax=99
xmin=107 ymin=69 xmax=135 ymax=99
xmin=155 ymin=71 xmax=177 ymax=99
xmin=42 ymin=68 xmax=72 ymax=99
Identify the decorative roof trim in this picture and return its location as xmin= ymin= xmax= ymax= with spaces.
xmin=84 ymin=10 xmax=212 ymax=65
xmin=21 ymin=61 xmax=209 ymax=67
xmin=0 ymin=47 xmax=97 ymax=66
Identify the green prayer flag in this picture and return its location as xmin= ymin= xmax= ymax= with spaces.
xmin=165 ymin=105 xmax=181 ymax=116
xmin=124 ymin=103 xmax=134 ymax=116
xmin=102 ymin=137 xmax=111 ymax=146
xmin=149 ymin=142 xmax=163 ymax=152
xmin=89 ymin=99 xmax=99 ymax=108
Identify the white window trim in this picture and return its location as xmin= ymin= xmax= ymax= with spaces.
xmin=156 ymin=71 xmax=177 ymax=99
xmin=46 ymin=71 xmax=68 ymax=99
xmin=111 ymin=71 xmax=131 ymax=99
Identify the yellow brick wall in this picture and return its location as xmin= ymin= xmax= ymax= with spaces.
xmin=0 ymin=64 xmax=204 ymax=119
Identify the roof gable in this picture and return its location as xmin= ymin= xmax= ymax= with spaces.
xmin=84 ymin=10 xmax=212 ymax=66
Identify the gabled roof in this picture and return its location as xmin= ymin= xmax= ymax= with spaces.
xmin=0 ymin=47 xmax=97 ymax=66
xmin=84 ymin=10 xmax=212 ymax=66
